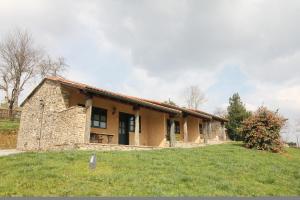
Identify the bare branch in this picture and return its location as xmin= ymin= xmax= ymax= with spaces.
xmin=183 ymin=85 xmax=206 ymax=110
xmin=213 ymin=107 xmax=227 ymax=118
xmin=39 ymin=56 xmax=68 ymax=78
xmin=0 ymin=28 xmax=68 ymax=118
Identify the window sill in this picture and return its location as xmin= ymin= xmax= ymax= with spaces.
xmin=91 ymin=126 xmax=107 ymax=129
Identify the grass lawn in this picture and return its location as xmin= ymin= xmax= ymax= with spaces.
xmin=0 ymin=143 xmax=299 ymax=197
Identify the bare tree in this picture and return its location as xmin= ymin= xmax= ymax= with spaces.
xmin=296 ymin=118 xmax=300 ymax=132
xmin=213 ymin=107 xmax=227 ymax=118
xmin=296 ymin=119 xmax=300 ymax=148
xmin=39 ymin=56 xmax=67 ymax=78
xmin=281 ymin=121 xmax=290 ymax=143
xmin=184 ymin=85 xmax=205 ymax=110
xmin=0 ymin=29 xmax=67 ymax=118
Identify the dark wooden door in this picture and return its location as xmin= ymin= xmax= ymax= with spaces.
xmin=119 ymin=113 xmax=129 ymax=145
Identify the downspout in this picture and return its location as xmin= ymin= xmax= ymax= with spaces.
xmin=38 ymin=99 xmax=45 ymax=150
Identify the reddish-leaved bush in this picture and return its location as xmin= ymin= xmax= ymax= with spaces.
xmin=240 ymin=107 xmax=285 ymax=153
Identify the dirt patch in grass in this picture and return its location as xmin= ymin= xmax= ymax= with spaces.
xmin=280 ymin=150 xmax=294 ymax=160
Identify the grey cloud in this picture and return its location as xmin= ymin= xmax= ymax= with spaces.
xmin=1 ymin=0 xmax=299 ymax=83
xmin=79 ymin=0 xmax=300 ymax=82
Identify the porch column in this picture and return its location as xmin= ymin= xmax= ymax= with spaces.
xmin=183 ymin=117 xmax=188 ymax=143
xmin=134 ymin=109 xmax=140 ymax=146
xmin=203 ymin=121 xmax=208 ymax=144
xmin=222 ymin=122 xmax=226 ymax=141
xmin=84 ymin=96 xmax=93 ymax=143
xmin=208 ymin=120 xmax=212 ymax=139
xmin=169 ymin=118 xmax=176 ymax=147
xmin=197 ymin=119 xmax=201 ymax=143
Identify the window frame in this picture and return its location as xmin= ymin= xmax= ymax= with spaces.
xmin=199 ymin=123 xmax=203 ymax=134
xmin=128 ymin=114 xmax=141 ymax=133
xmin=91 ymin=107 xmax=107 ymax=129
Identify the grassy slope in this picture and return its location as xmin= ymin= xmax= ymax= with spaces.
xmin=0 ymin=119 xmax=19 ymax=133
xmin=0 ymin=143 xmax=299 ymax=197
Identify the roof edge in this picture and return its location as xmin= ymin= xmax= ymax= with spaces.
xmin=20 ymin=77 xmax=181 ymax=115
xmin=20 ymin=78 xmax=48 ymax=107
xmin=20 ymin=76 xmax=228 ymax=122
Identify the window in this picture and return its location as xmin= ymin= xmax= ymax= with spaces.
xmin=91 ymin=107 xmax=107 ymax=128
xmin=175 ymin=121 xmax=180 ymax=134
xmin=129 ymin=116 xmax=135 ymax=132
xmin=167 ymin=119 xmax=180 ymax=134
xmin=129 ymin=115 xmax=141 ymax=133
xmin=199 ymin=123 xmax=203 ymax=134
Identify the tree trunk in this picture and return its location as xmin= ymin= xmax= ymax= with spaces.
xmin=8 ymin=103 xmax=14 ymax=120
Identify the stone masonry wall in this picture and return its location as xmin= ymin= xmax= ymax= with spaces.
xmin=17 ymin=80 xmax=87 ymax=151
xmin=53 ymin=106 xmax=86 ymax=145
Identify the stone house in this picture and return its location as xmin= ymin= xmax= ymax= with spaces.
xmin=17 ymin=77 xmax=228 ymax=151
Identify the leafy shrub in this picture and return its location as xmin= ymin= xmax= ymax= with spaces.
xmin=240 ymin=107 xmax=285 ymax=152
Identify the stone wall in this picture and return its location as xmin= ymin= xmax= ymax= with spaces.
xmin=53 ymin=106 xmax=86 ymax=146
xmin=17 ymin=80 xmax=87 ymax=150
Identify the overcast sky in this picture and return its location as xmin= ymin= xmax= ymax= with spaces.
xmin=0 ymin=0 xmax=299 ymax=141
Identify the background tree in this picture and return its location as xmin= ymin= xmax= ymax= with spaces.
xmin=296 ymin=119 xmax=300 ymax=148
xmin=240 ymin=106 xmax=285 ymax=152
xmin=281 ymin=121 xmax=291 ymax=143
xmin=213 ymin=107 xmax=227 ymax=118
xmin=226 ymin=93 xmax=251 ymax=140
xmin=39 ymin=55 xmax=67 ymax=78
xmin=184 ymin=85 xmax=205 ymax=110
xmin=0 ymin=29 xmax=67 ymax=118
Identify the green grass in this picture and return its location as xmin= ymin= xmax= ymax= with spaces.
xmin=0 ymin=119 xmax=19 ymax=133
xmin=0 ymin=143 xmax=299 ymax=196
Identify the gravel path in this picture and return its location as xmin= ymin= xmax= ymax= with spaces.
xmin=0 ymin=149 xmax=23 ymax=157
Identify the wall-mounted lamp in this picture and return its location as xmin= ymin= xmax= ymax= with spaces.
xmin=112 ymin=106 xmax=117 ymax=115
xmin=39 ymin=99 xmax=45 ymax=109
xmin=38 ymin=99 xmax=45 ymax=150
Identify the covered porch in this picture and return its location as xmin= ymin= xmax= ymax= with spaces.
xmin=63 ymin=83 xmax=227 ymax=148
xmin=64 ymin=85 xmax=180 ymax=147
xmin=83 ymin=98 xmax=227 ymax=147
xmin=159 ymin=106 xmax=228 ymax=147
xmin=164 ymin=118 xmax=227 ymax=147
